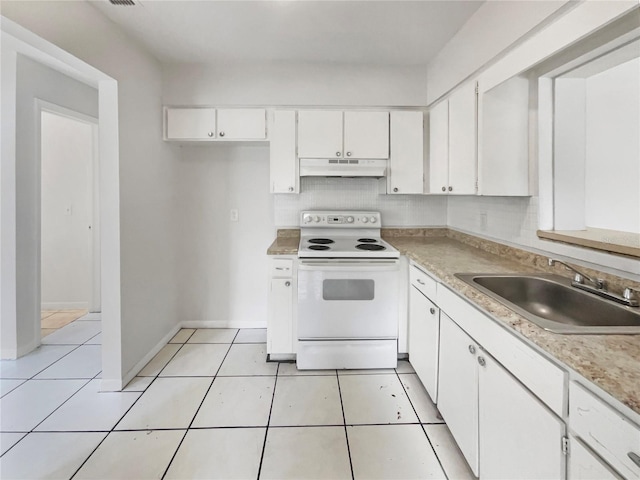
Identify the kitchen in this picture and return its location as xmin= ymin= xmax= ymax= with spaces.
xmin=1 ymin=0 xmax=639 ymax=478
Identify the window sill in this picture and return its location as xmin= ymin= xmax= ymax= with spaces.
xmin=537 ymin=228 xmax=640 ymax=258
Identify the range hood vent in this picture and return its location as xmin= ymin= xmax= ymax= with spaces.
xmin=109 ymin=0 xmax=135 ymax=5
xmin=299 ymin=158 xmax=387 ymax=178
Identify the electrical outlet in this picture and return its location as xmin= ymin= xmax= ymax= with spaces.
xmin=230 ymin=209 xmax=239 ymax=222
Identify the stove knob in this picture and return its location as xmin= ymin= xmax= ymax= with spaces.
xmin=362 ymin=217 xmax=369 ymax=224
xmin=346 ymin=216 xmax=354 ymax=223
xmin=313 ymin=216 xmax=320 ymax=223
xmin=303 ymin=215 xmax=312 ymax=224
xmin=370 ymin=217 xmax=377 ymax=224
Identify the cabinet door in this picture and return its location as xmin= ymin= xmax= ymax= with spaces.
xmin=478 ymin=353 xmax=565 ymax=480
xmin=270 ymin=111 xmax=298 ymax=194
xmin=448 ymin=82 xmax=477 ymax=194
xmin=408 ymin=286 xmax=439 ymax=403
xmin=297 ymin=110 xmax=343 ymax=158
xmin=427 ymin=101 xmax=449 ymax=194
xmin=388 ymin=111 xmax=424 ymax=194
xmin=166 ymin=108 xmax=216 ymax=140
xmin=344 ymin=111 xmax=389 ymax=159
xmin=268 ymin=278 xmax=294 ymax=355
xmin=569 ymin=436 xmax=622 ymax=480
xmin=437 ymin=313 xmax=479 ymax=476
xmin=217 ymin=108 xmax=266 ymax=140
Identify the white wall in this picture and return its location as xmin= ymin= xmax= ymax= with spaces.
xmin=3 ymin=2 xmax=181 ymax=381
xmin=41 ymin=111 xmax=93 ymax=310
xmin=163 ymin=62 xmax=428 ymax=107
xmin=176 ymin=146 xmax=273 ymax=325
xmin=426 ymin=0 xmax=570 ymax=104
xmin=585 ymin=57 xmax=640 ymax=233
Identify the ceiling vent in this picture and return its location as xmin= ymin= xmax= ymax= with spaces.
xmin=109 ymin=0 xmax=135 ymax=5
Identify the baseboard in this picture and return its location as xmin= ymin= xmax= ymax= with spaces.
xmin=180 ymin=320 xmax=266 ymax=329
xmin=102 ymin=323 xmax=181 ymax=392
xmin=41 ymin=301 xmax=89 ymax=310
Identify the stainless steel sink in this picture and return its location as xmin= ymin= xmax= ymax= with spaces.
xmin=454 ymin=273 xmax=640 ymax=334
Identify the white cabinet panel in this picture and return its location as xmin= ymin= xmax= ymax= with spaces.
xmin=344 ymin=111 xmax=389 ymax=159
xmin=437 ymin=313 xmax=479 ymax=476
xmin=166 ymin=107 xmax=216 ymax=140
xmin=217 ymin=108 xmax=266 ymax=140
xmin=388 ymin=111 xmax=424 ymax=194
xmin=267 ymin=256 xmax=297 ymax=356
xmin=269 ymin=111 xmax=298 ymax=194
xmin=408 ymin=286 xmax=440 ymax=403
xmin=569 ymin=436 xmax=622 ymax=480
xmin=427 ymin=101 xmax=449 ymax=194
xmin=478 ymin=353 xmax=565 ymax=479
xmin=448 ymin=82 xmax=477 ymax=194
xmin=297 ymin=110 xmax=343 ymax=158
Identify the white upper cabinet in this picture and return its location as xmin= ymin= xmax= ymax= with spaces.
xmin=427 ymin=82 xmax=477 ymax=195
xmin=269 ymin=110 xmax=299 ymax=194
xmin=297 ymin=110 xmax=389 ymax=159
xmin=448 ymin=82 xmax=478 ymax=194
xmin=297 ymin=110 xmax=343 ymax=158
xmin=343 ymin=111 xmax=389 ymax=159
xmin=166 ymin=107 xmax=216 ymax=140
xmin=217 ymin=108 xmax=266 ymax=140
xmin=388 ymin=111 xmax=425 ymax=194
xmin=164 ymin=107 xmax=266 ymax=141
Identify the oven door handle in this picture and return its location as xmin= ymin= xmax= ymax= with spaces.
xmin=298 ymin=260 xmax=399 ymax=272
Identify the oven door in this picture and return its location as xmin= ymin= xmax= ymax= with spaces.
xmin=297 ymin=259 xmax=400 ymax=340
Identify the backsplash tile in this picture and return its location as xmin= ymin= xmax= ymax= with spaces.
xmin=274 ymin=177 xmax=447 ymax=227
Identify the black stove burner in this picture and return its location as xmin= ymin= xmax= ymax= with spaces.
xmin=308 ymin=245 xmax=331 ymax=251
xmin=308 ymin=238 xmax=334 ymax=245
xmin=357 ymin=238 xmax=378 ymax=243
xmin=356 ymin=244 xmax=386 ymax=251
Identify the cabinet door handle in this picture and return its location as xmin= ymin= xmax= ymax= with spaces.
xmin=393 ymin=187 xmax=398 ymax=193
xmin=285 ymin=281 xmax=291 ymax=287
xmin=336 ymin=151 xmax=341 ymax=157
xmin=628 ymin=452 xmax=640 ymax=468
xmin=346 ymin=151 xmax=352 ymax=157
xmin=219 ymin=131 xmax=225 ymax=137
xmin=441 ymin=186 xmax=446 ymax=192
xmin=416 ymin=279 xmax=425 ymax=285
xmin=448 ymin=186 xmax=453 ymax=192
xmin=429 ymin=307 xmax=436 ymax=314
xmin=468 ymin=345 xmax=476 ymax=355
xmin=288 ymin=186 xmax=294 ymax=192
xmin=207 ymin=132 xmax=214 ymax=137
xmin=477 ymin=356 xmax=486 ymax=367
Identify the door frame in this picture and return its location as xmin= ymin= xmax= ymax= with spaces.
xmin=1 ymin=17 xmax=124 ymax=390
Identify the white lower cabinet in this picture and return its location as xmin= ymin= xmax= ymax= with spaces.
xmin=267 ymin=257 xmax=296 ymax=356
xmin=569 ymin=436 xmax=622 ymax=480
xmin=408 ymin=284 xmax=440 ymax=402
xmin=438 ymin=310 xmax=565 ymax=479
xmin=479 ymin=352 xmax=565 ymax=479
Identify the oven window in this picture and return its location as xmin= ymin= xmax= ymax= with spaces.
xmin=322 ymin=279 xmax=375 ymax=301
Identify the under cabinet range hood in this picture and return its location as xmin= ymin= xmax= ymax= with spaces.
xmin=299 ymin=158 xmax=388 ymax=178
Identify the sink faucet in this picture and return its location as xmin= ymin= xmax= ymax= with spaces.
xmin=548 ymin=258 xmax=638 ymax=307
xmin=547 ymin=258 xmax=604 ymax=289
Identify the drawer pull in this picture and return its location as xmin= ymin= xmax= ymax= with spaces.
xmin=416 ymin=279 xmax=425 ymax=285
xmin=629 ymin=452 xmax=640 ymax=468
xmin=275 ymin=267 xmax=290 ymax=271
xmin=430 ymin=308 xmax=436 ymax=315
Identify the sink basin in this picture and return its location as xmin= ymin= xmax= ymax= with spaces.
xmin=454 ymin=273 xmax=640 ymax=334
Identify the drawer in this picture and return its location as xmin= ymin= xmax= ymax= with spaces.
xmin=570 ymin=381 xmax=640 ymax=479
xmin=271 ymin=258 xmax=294 ymax=277
xmin=409 ymin=263 xmax=437 ymax=299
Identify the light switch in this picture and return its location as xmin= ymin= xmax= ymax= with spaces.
xmin=230 ymin=209 xmax=239 ymax=222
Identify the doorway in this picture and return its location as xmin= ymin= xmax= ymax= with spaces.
xmin=39 ymin=107 xmax=100 ymax=340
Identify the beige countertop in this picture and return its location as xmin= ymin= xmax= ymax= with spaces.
xmin=266 ymin=228 xmax=640 ymax=415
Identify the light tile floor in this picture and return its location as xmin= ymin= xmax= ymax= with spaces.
xmin=40 ymin=309 xmax=89 ymax=338
xmin=0 ymin=324 xmax=474 ymax=479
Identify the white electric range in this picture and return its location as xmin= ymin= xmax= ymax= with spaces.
xmin=296 ymin=211 xmax=400 ymax=370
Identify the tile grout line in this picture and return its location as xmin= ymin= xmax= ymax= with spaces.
xmin=394 ymin=369 xmax=450 ymax=480
xmin=256 ymin=361 xmax=280 ymax=480
xmin=335 ymin=370 xmax=356 ymax=480
xmin=159 ymin=330 xmax=238 ymax=479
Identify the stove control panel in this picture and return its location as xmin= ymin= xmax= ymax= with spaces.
xmin=301 ymin=211 xmax=381 ymax=228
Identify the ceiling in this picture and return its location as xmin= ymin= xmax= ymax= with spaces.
xmin=89 ymin=0 xmax=484 ymax=67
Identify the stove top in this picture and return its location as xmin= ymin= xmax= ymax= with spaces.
xmin=298 ymin=211 xmax=399 ymax=259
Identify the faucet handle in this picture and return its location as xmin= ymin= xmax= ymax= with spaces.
xmin=573 ymin=273 xmax=584 ymax=284
xmin=624 ymin=287 xmax=638 ymax=301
